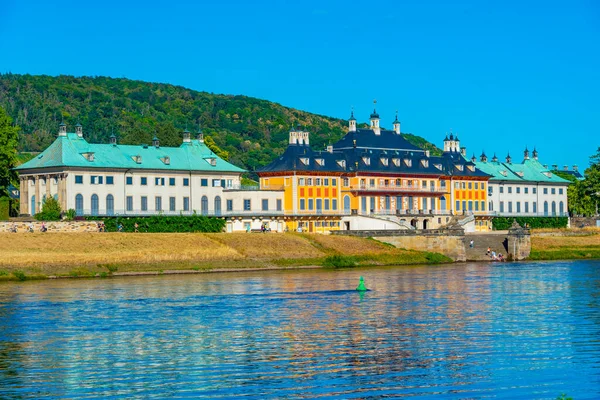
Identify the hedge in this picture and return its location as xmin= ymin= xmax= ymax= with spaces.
xmin=0 ymin=197 xmax=9 ymax=220
xmin=85 ymin=215 xmax=226 ymax=233
xmin=492 ymin=216 xmax=568 ymax=230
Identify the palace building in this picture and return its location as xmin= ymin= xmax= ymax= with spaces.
xmin=257 ymin=108 xmax=492 ymax=232
xmin=472 ymin=148 xmax=570 ymax=217
xmin=15 ymin=123 xmax=286 ymax=232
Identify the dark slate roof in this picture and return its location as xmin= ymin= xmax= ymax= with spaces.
xmin=332 ymin=128 xmax=423 ymax=152
xmin=258 ymin=128 xmax=490 ymax=179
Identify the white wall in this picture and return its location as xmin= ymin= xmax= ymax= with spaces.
xmin=488 ymin=181 xmax=569 ymax=216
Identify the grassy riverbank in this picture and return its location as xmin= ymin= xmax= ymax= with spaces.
xmin=0 ymin=233 xmax=452 ymax=281
xmin=530 ymin=229 xmax=600 ymax=260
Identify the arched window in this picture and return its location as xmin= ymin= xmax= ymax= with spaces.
xmin=343 ymin=195 xmax=351 ymax=213
xmin=106 ymin=194 xmax=114 ymax=216
xmin=441 ymin=196 xmax=447 ymax=211
xmin=91 ymin=194 xmax=99 ymax=216
xmin=544 ymin=201 xmax=548 ymax=216
xmin=552 ymin=201 xmax=556 ymax=216
xmin=214 ymin=196 xmax=221 ymax=216
xmin=201 ymin=196 xmax=209 ymax=215
xmin=31 ymin=195 xmax=36 ymax=215
xmin=53 ymin=194 xmax=58 ymax=201
xmin=75 ymin=194 xmax=83 ymax=216
xmin=559 ymin=201 xmax=564 ymax=216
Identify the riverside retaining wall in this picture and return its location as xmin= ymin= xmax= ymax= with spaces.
xmin=0 ymin=221 xmax=99 ymax=233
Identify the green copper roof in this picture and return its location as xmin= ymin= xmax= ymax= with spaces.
xmin=15 ymin=133 xmax=244 ymax=173
xmin=474 ymin=157 xmax=570 ymax=184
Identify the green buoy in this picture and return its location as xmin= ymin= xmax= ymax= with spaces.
xmin=356 ymin=276 xmax=367 ymax=291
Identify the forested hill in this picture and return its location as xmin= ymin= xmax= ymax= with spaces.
xmin=0 ymin=74 xmax=442 ymax=172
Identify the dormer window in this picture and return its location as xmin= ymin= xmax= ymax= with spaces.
xmin=336 ymin=160 xmax=346 ymax=168
xmin=455 ymin=164 xmax=464 ymax=171
xmin=467 ymin=165 xmax=475 ymax=172
xmin=434 ymin=164 xmax=442 ymax=170
xmin=82 ymin=152 xmax=95 ymax=162
xmin=500 ymin=170 xmax=508 ymax=177
xmin=516 ymin=171 xmax=524 ymax=177
xmin=421 ymin=160 xmax=429 ymax=168
xmin=161 ymin=156 xmax=170 ymax=165
xmin=315 ymin=158 xmax=324 ymax=166
xmin=404 ymin=159 xmax=412 ymax=167
xmin=380 ymin=158 xmax=388 ymax=166
xmin=392 ymin=158 xmax=400 ymax=167
xmin=362 ymin=157 xmax=370 ymax=166
xmin=205 ymin=157 xmax=217 ymax=166
xmin=543 ymin=172 xmax=552 ymax=178
xmin=300 ymin=157 xmax=309 ymax=166
xmin=133 ymin=155 xmax=142 ymax=164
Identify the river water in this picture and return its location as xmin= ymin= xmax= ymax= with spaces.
xmin=0 ymin=260 xmax=599 ymax=399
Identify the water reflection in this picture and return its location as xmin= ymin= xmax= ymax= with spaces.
xmin=0 ymin=261 xmax=599 ymax=399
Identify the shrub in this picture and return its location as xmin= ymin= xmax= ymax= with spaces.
xmin=0 ymin=197 xmax=10 ymax=220
xmin=64 ymin=208 xmax=77 ymax=221
xmin=12 ymin=271 xmax=27 ymax=281
xmin=85 ymin=215 xmax=226 ymax=233
xmin=323 ymin=254 xmax=358 ymax=268
xmin=35 ymin=195 xmax=62 ymax=221
xmin=492 ymin=216 xmax=568 ymax=230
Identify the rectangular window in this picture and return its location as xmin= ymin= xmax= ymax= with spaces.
xmin=169 ymin=178 xmax=176 ymax=186
xmin=324 ymin=178 xmax=329 ymax=186
xmin=499 ymin=187 xmax=504 ymax=193
xmin=533 ymin=187 xmax=537 ymax=194
xmin=91 ymin=176 xmax=98 ymax=185
xmin=155 ymin=196 xmax=162 ymax=211
xmin=212 ymin=179 xmax=221 ymax=187
xmin=468 ymin=182 xmax=472 ymax=189
xmin=126 ymin=196 xmax=133 ymax=212
xmin=456 ymin=200 xmax=460 ymax=210
xmin=276 ymin=199 xmax=282 ymax=211
xmin=462 ymin=201 xmax=466 ymax=211
xmin=183 ymin=197 xmax=190 ymax=211
xmin=500 ymin=201 xmax=504 ymax=213
xmin=325 ymin=199 xmax=330 ymax=210
xmin=468 ymin=201 xmax=473 ymax=211
xmin=141 ymin=177 xmax=147 ymax=186
xmin=508 ymin=202 xmax=513 ymax=213
xmin=243 ymin=199 xmax=251 ymax=211
xmin=299 ymin=178 xmax=305 ymax=186
xmin=544 ymin=188 xmax=548 ymax=194
xmin=533 ymin=202 xmax=537 ymax=213
xmin=462 ymin=182 xmax=466 ymax=189
xmin=183 ymin=178 xmax=189 ymax=187
xmin=481 ymin=201 xmax=485 ymax=211
xmin=141 ymin=196 xmax=148 ymax=211
xmin=516 ymin=187 xmax=520 ymax=194
xmin=261 ymin=199 xmax=268 ymax=211
xmin=226 ymin=199 xmax=233 ymax=211
xmin=516 ymin=202 xmax=521 ymax=213
xmin=155 ymin=177 xmax=165 ymax=186
xmin=475 ymin=182 xmax=479 ymax=189
xmin=525 ymin=202 xmax=529 ymax=213
xmin=508 ymin=187 xmax=512 ymax=194
xmin=559 ymin=188 xmax=563 ymax=195
xmin=106 ymin=176 xmax=114 ymax=185
xmin=524 ymin=187 xmax=528 ymax=194
xmin=342 ymin=178 xmax=348 ymax=187
xmin=126 ymin=176 xmax=133 ymax=185
xmin=169 ymin=196 xmax=176 ymax=211
xmin=300 ymin=199 xmax=306 ymax=210
xmin=423 ymin=181 xmax=428 ymax=189
xmin=475 ymin=201 xmax=479 ymax=211
xmin=308 ymin=199 xmax=314 ymax=210
xmin=315 ymin=178 xmax=321 ymax=186
xmin=488 ymin=186 xmax=493 ymax=194
xmin=226 ymin=179 xmax=233 ymax=188
xmin=551 ymin=188 xmax=556 ymax=195
xmin=75 ymin=175 xmax=83 ymax=184
xmin=332 ymin=199 xmax=337 ymax=210
xmin=201 ymin=179 xmax=208 ymax=187
xmin=481 ymin=183 xmax=485 ymax=191
xmin=307 ymin=178 xmax=313 ymax=186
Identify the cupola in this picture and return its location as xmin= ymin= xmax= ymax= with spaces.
xmin=492 ymin=153 xmax=498 ymax=163
xmin=506 ymin=152 xmax=512 ymax=164
xmin=392 ymin=111 xmax=401 ymax=134
xmin=369 ymin=100 xmax=380 ymax=135
xmin=532 ymin=147 xmax=538 ymax=160
xmin=348 ymin=108 xmax=357 ymax=132
xmin=110 ymin=133 xmax=117 ymax=146
xmin=196 ymin=124 xmax=204 ymax=142
xmin=58 ymin=121 xmax=67 ymax=137
xmin=524 ymin=146 xmax=530 ymax=160
xmin=75 ymin=122 xmax=83 ymax=138
xmin=480 ymin=151 xmax=487 ymax=162
xmin=471 ymin=153 xmax=477 ymax=163
xmin=153 ymin=136 xmax=160 ymax=148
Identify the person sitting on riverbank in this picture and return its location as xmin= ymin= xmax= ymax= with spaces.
xmin=486 ymin=247 xmax=491 ymax=256
xmin=10 ymin=223 xmax=17 ymax=233
xmin=28 ymin=222 xmax=34 ymax=233
xmin=40 ymin=222 xmax=47 ymax=233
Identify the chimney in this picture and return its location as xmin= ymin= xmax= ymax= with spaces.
xmin=573 ymin=165 xmax=578 ymax=172
xmin=524 ymin=147 xmax=529 ymax=160
xmin=552 ymin=164 xmax=558 ymax=170
xmin=471 ymin=153 xmax=477 ymax=163
xmin=492 ymin=153 xmax=498 ymax=163
xmin=75 ymin=122 xmax=83 ymax=138
xmin=543 ymin=164 xmax=548 ymax=169
xmin=110 ymin=133 xmax=117 ymax=146
xmin=327 ymin=145 xmax=333 ymax=153
xmin=533 ymin=147 xmax=538 ymax=160
xmin=563 ymin=165 xmax=568 ymax=171
xmin=153 ymin=136 xmax=160 ymax=148
xmin=506 ymin=153 xmax=512 ymax=164
xmin=182 ymin=128 xmax=191 ymax=143
xmin=348 ymin=109 xmax=357 ymax=132
xmin=460 ymin=147 xmax=467 ymax=157
xmin=353 ymin=139 xmax=357 ymax=148
xmin=393 ymin=111 xmax=401 ymax=134
xmin=58 ymin=121 xmax=67 ymax=137
xmin=196 ymin=124 xmax=204 ymax=142
xmin=425 ymin=150 xmax=430 ymax=157
xmin=480 ymin=151 xmax=488 ymax=162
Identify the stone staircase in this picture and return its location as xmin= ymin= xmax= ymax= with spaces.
xmin=464 ymin=232 xmax=509 ymax=261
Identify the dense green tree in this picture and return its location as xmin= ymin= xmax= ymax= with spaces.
xmin=584 ymin=147 xmax=600 ymax=215
xmin=0 ymin=106 xmax=19 ymax=197
xmin=35 ymin=195 xmax=62 ymax=221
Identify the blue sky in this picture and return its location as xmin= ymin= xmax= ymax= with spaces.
xmin=1 ymin=0 xmax=599 ymax=170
